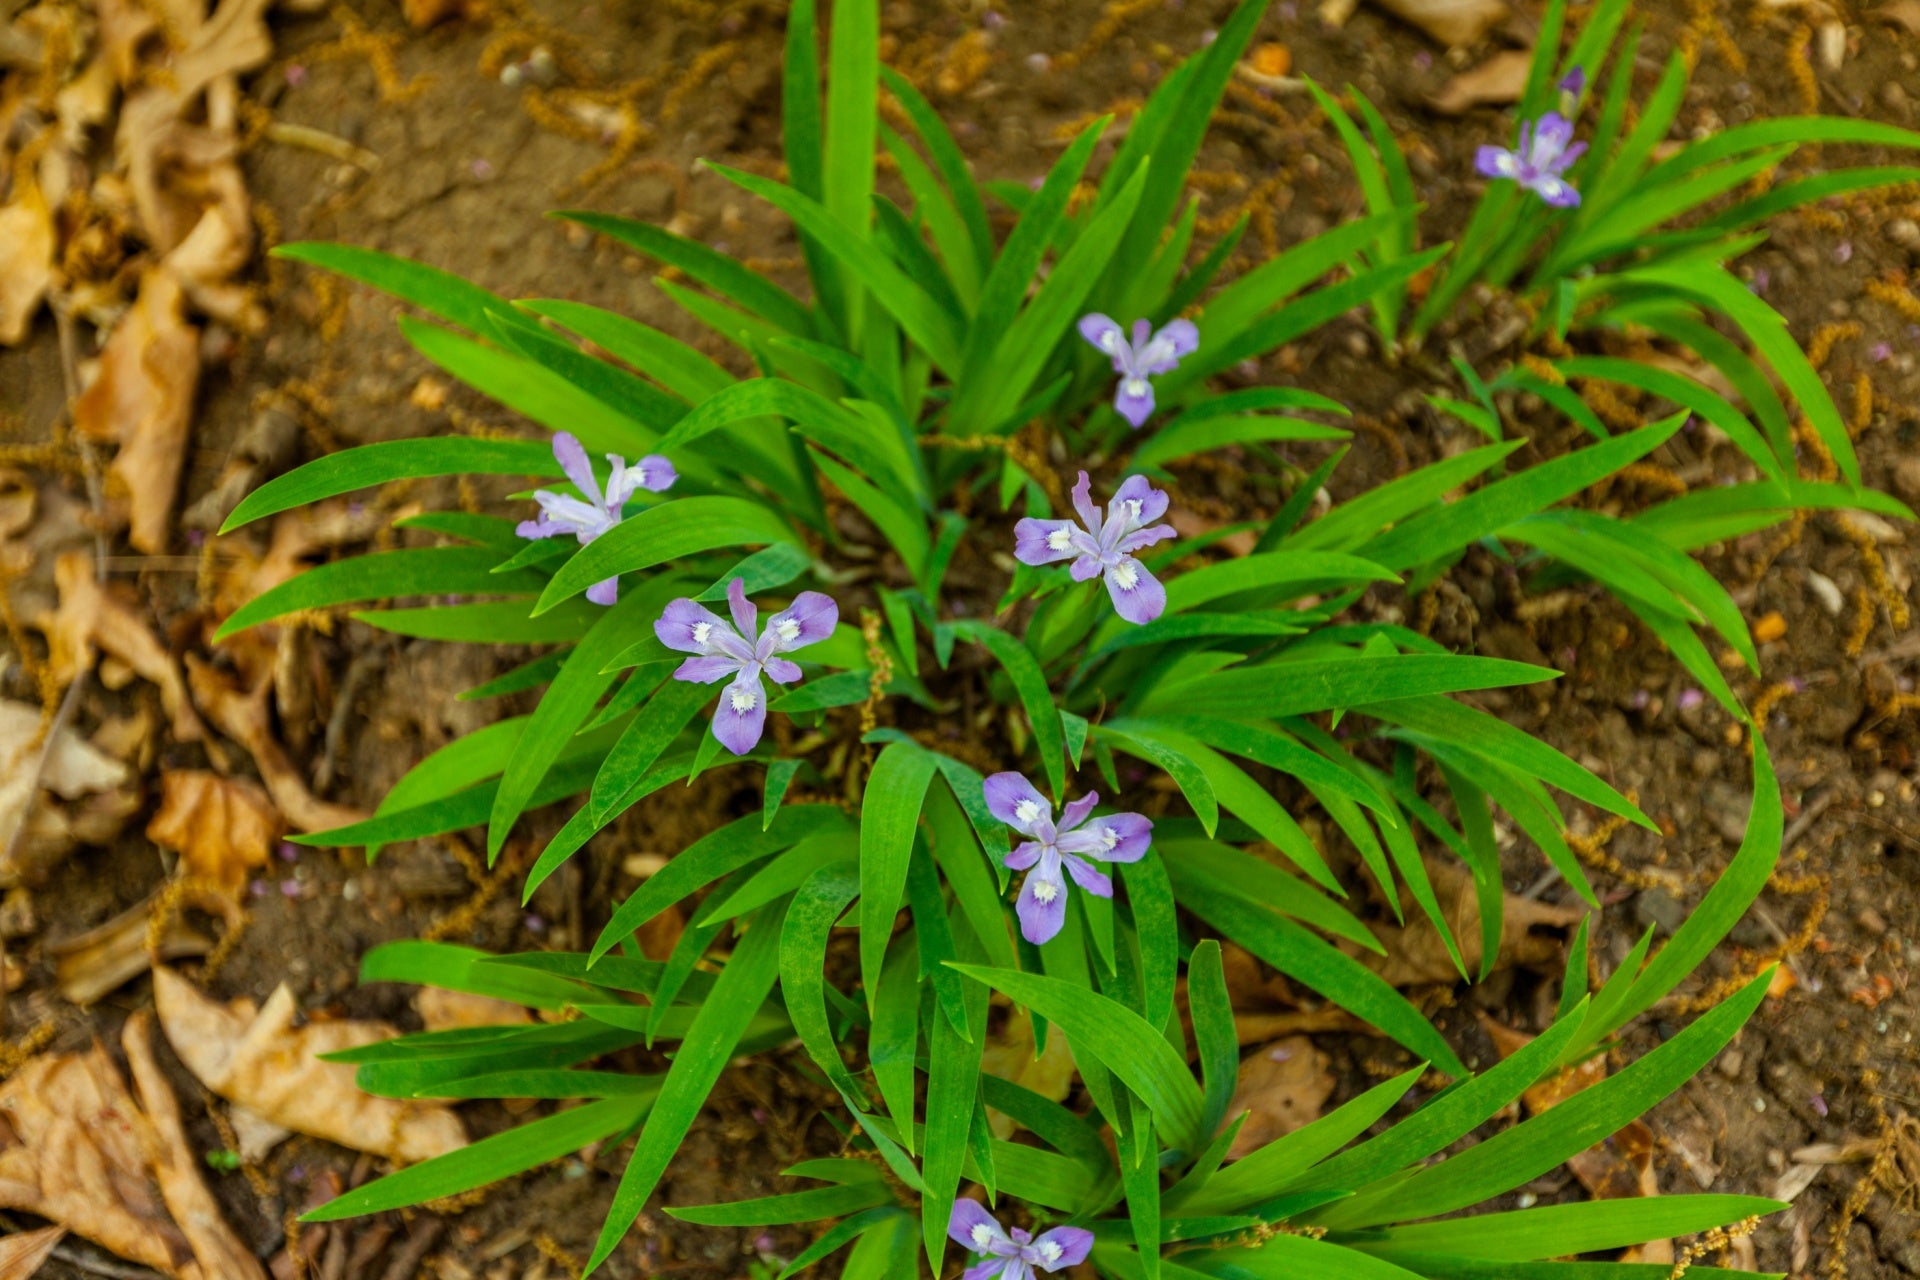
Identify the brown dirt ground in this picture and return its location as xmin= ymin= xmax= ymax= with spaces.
xmin=4 ymin=0 xmax=1920 ymax=1277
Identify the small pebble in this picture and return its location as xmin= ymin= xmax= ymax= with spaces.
xmin=1752 ymin=1096 xmax=1767 ymax=1113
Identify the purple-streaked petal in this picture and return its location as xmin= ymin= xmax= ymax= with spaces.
xmin=1056 ymin=792 xmax=1100 ymax=834
xmin=586 ymin=576 xmax=620 ymax=606
xmin=1555 ymin=140 xmax=1588 ymax=173
xmin=1077 ymin=312 xmax=1127 ymax=368
xmin=1061 ymin=854 xmax=1112 ymax=898
xmin=1110 ymin=474 xmax=1170 ymax=529
xmin=1069 ymin=471 xmax=1101 ymax=534
xmin=963 ymin=1261 xmax=1014 ymax=1280
xmin=516 ymin=517 xmax=564 ymax=539
xmin=1016 ymin=864 xmax=1069 ymax=944
xmin=1058 ymin=811 xmax=1152 ymax=863
xmin=1476 ymin=145 xmax=1521 ymax=181
xmin=1104 ymin=556 xmax=1165 ymax=624
xmin=983 ymin=772 xmax=1051 ymax=835
xmin=637 ymin=454 xmax=676 ymax=492
xmin=533 ymin=490 xmax=608 ymax=538
xmin=712 ymin=673 xmax=767 ymax=756
xmin=1531 ymin=111 xmax=1576 ymax=158
xmin=602 ymin=456 xmax=640 ymax=510
xmin=1068 ymin=553 xmax=1104 ymax=583
xmin=1534 ymin=175 xmax=1581 ymax=207
xmin=1119 ymin=522 xmax=1177 ymax=554
xmin=767 ymin=591 xmax=838 ymax=652
xmin=762 ymin=656 xmax=803 ymax=684
xmin=1128 ymin=317 xmax=1153 ymax=351
xmin=552 ymin=432 xmax=601 ymax=505
xmin=1114 ymin=377 xmax=1155 ymax=428
xmin=1151 ymin=317 xmax=1198 ymax=363
xmin=1029 ymin=1227 xmax=1094 ymax=1271
xmin=949 ymin=1200 xmax=1013 ymax=1254
xmin=655 ymin=598 xmax=749 ymax=658
xmin=1015 ymin=518 xmax=1084 ymax=566
xmin=726 ymin=577 xmax=757 ymax=639
xmin=674 ymin=655 xmax=740 ymax=684
xmin=1004 ymin=840 xmax=1044 ymax=872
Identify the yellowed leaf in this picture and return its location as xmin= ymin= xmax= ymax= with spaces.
xmin=36 ymin=551 xmax=203 ymax=740
xmin=0 ymin=1225 xmax=65 ymax=1280
xmin=146 ymin=769 xmax=282 ymax=895
xmin=1429 ymin=49 xmax=1534 ymax=114
xmin=153 ymin=968 xmax=467 ymax=1164
xmin=1225 ymin=1036 xmax=1334 ymax=1159
xmin=1369 ymin=0 xmax=1509 ymax=46
xmin=73 ymin=269 xmax=200 ymax=554
xmin=0 ymin=178 xmax=53 ymax=347
xmin=416 ymin=987 xmax=535 ymax=1032
xmin=49 ymin=891 xmax=223 ymax=1006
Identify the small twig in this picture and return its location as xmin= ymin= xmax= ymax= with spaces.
xmin=263 ymin=122 xmax=381 ymax=170
xmin=50 ymin=1244 xmax=166 ymax=1280
xmin=377 ymin=1219 xmax=443 ymax=1280
xmin=1781 ymin=789 xmax=1838 ymax=853
xmin=315 ymin=649 xmax=381 ymax=793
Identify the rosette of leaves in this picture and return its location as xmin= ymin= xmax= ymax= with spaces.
xmin=214 ymin=0 xmax=1798 ymax=1273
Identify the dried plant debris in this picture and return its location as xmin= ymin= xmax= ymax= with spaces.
xmin=0 ymin=1014 xmax=265 ymax=1278
xmin=49 ymin=892 xmax=226 ymax=1006
xmin=184 ymin=655 xmax=365 ymax=833
xmin=1363 ymin=860 xmax=1586 ymax=987
xmin=0 ymin=698 xmax=137 ymax=886
xmin=147 ymin=769 xmax=283 ymax=896
xmin=1224 ymin=1036 xmax=1335 ymax=1160
xmin=1367 ymin=0 xmax=1510 ymax=47
xmin=0 ymin=1224 xmax=65 ymax=1279
xmin=415 ymin=986 xmax=535 ymax=1032
xmin=35 ymin=551 xmax=204 ymax=742
xmin=153 ymin=968 xmax=467 ymax=1164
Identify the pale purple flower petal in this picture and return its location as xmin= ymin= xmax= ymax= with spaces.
xmin=983 ymin=772 xmax=1051 ymax=835
xmin=963 ymin=1262 xmax=1014 ymax=1280
xmin=1014 ymin=518 xmax=1085 ymax=566
xmin=1119 ymin=523 xmax=1177 ymax=554
xmin=949 ymin=1201 xmax=1015 ymax=1256
xmin=1476 ymin=144 xmax=1520 ymax=180
xmin=1113 ymin=377 xmax=1155 ymax=428
xmin=586 ymin=576 xmax=620 ymax=606
xmin=1480 ymin=110 xmax=1583 ymax=206
xmin=552 ymin=431 xmax=601 ymax=504
xmin=1104 ymin=555 xmax=1165 ymax=624
xmin=1078 ymin=312 xmax=1127 ymax=365
xmin=656 ymin=599 xmax=741 ymax=655
xmin=1062 ymin=855 xmax=1112 ymax=898
xmin=1068 ymin=554 xmax=1105 ymax=583
xmin=1077 ymin=313 xmax=1198 ymax=429
xmin=1137 ymin=318 xmax=1198 ymax=373
xmin=1016 ymin=859 xmax=1070 ymax=944
xmin=674 ymin=656 xmax=739 ymax=684
xmin=516 ymin=516 xmax=565 ymax=538
xmin=726 ymin=577 xmax=757 ymax=639
xmin=1110 ymin=474 xmax=1169 ymax=528
xmin=1029 ymin=1227 xmax=1094 ymax=1271
xmin=1056 ymin=791 xmax=1100 ymax=834
xmin=712 ymin=672 xmax=767 ymax=755
xmin=1069 ymin=471 xmax=1101 ymax=533
xmin=766 ymin=591 xmax=838 ymax=651
xmin=762 ymin=656 xmax=803 ymax=684
xmin=1004 ymin=840 xmax=1044 ymax=871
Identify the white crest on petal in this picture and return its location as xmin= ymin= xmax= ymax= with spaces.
xmin=775 ymin=618 xmax=801 ymax=643
xmin=1014 ymin=799 xmax=1041 ymax=825
xmin=1032 ymin=878 xmax=1059 ymax=903
xmin=692 ymin=622 xmax=712 ymax=645
xmin=971 ymin=1225 xmax=996 ymax=1250
xmin=1110 ymin=560 xmax=1140 ymax=591
xmin=729 ymin=687 xmax=758 ymax=712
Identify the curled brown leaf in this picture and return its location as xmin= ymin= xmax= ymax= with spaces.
xmin=146 ymin=769 xmax=282 ymax=896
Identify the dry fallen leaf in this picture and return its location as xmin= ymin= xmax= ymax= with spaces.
xmin=154 ymin=967 xmax=467 ymax=1164
xmin=37 ymin=551 xmax=203 ymax=740
xmin=1368 ymin=0 xmax=1509 ymax=46
xmin=1428 ymin=49 xmax=1534 ymax=114
xmin=1225 ymin=1036 xmax=1335 ymax=1159
xmin=978 ymin=1009 xmax=1077 ymax=1141
xmin=416 ymin=986 xmax=535 ymax=1033
xmin=1363 ymin=858 xmax=1586 ymax=987
xmin=0 ymin=698 xmax=137 ymax=887
xmin=185 ymin=656 xmax=365 ymax=833
xmin=0 ymin=1224 xmax=65 ymax=1279
xmin=0 ymin=174 xmax=54 ymax=347
xmin=49 ymin=890 xmax=229 ymax=1006
xmin=0 ymin=1017 xmax=264 ymax=1278
xmin=1880 ymin=0 xmax=1920 ymax=34
xmin=72 ymin=268 xmax=201 ymax=554
xmin=147 ymin=769 xmax=282 ymax=895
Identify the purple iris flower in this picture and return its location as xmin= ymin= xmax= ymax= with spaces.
xmin=1079 ymin=313 xmax=1199 ymax=428
xmin=1014 ymin=471 xmax=1176 ymax=625
xmin=516 ymin=431 xmax=677 ymax=605
xmin=948 ymin=1200 xmax=1093 ymax=1280
xmin=982 ymin=772 xmax=1151 ymax=945
xmin=655 ymin=578 xmax=838 ymax=755
xmin=1475 ymin=110 xmax=1586 ymax=208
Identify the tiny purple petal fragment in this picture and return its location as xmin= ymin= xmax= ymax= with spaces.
xmin=948 ymin=1200 xmax=1094 ymax=1278
xmin=1475 ymin=110 xmax=1585 ymax=208
xmin=982 ymin=771 xmax=1152 ymax=945
xmin=1078 ymin=312 xmax=1198 ymax=428
xmin=1012 ymin=471 xmax=1175 ymax=625
xmin=516 ymin=431 xmax=678 ymax=606
xmin=656 ymin=578 xmax=838 ymax=756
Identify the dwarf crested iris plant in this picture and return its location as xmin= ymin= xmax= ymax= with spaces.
xmin=984 ymin=771 xmax=1151 ymax=944
xmin=657 ymin=578 xmax=838 ymax=755
xmin=1014 ymin=470 xmax=1175 ymax=624
xmin=208 ymin=0 xmax=1850 ymax=1275
xmin=516 ymin=431 xmax=676 ymax=604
